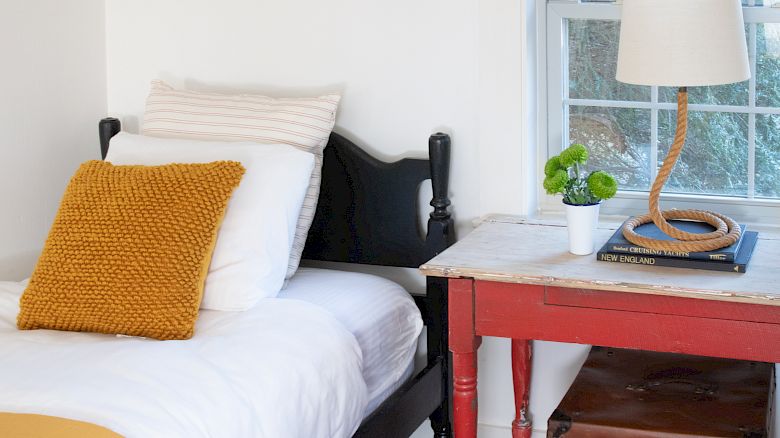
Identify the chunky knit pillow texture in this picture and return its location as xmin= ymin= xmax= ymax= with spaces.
xmin=17 ymin=160 xmax=245 ymax=340
xmin=142 ymin=80 xmax=340 ymax=280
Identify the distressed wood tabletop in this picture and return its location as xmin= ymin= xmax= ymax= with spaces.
xmin=420 ymin=215 xmax=780 ymax=306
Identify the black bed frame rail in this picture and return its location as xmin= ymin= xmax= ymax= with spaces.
xmin=98 ymin=117 xmax=455 ymax=438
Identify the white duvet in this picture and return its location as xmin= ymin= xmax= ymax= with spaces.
xmin=0 ymin=280 xmax=368 ymax=438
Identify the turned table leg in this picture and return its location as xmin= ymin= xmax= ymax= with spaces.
xmin=452 ymin=350 xmax=478 ymax=437
xmin=511 ymin=339 xmax=533 ymax=438
xmin=449 ymin=278 xmax=479 ymax=438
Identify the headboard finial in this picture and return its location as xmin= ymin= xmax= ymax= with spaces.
xmin=99 ymin=118 xmax=121 ymax=159
xmin=428 ymin=133 xmax=451 ymax=220
xmin=426 ymin=133 xmax=454 ymax=258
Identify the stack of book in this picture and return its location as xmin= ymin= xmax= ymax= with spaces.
xmin=597 ymin=220 xmax=758 ymax=273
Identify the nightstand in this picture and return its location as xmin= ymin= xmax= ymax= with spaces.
xmin=420 ymin=215 xmax=780 ymax=438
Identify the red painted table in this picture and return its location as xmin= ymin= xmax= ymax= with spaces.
xmin=420 ymin=216 xmax=780 ymax=438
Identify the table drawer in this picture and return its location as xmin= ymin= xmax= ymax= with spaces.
xmin=544 ymin=286 xmax=780 ymax=325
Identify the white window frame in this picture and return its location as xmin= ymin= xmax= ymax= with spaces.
xmin=539 ymin=0 xmax=780 ymax=224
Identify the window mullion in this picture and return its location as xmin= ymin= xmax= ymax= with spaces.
xmin=748 ymin=22 xmax=757 ymax=199
xmin=650 ymin=86 xmax=659 ymax=184
xmin=547 ymin=4 xmax=567 ymax=159
xmin=565 ymin=99 xmax=769 ymax=114
xmin=562 ymin=15 xmax=571 ymax=149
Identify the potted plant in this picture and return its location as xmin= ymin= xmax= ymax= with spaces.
xmin=544 ymin=144 xmax=618 ymax=255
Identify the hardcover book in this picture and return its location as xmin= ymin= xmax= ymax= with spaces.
xmin=596 ymin=231 xmax=759 ymax=274
xmin=604 ymin=220 xmax=746 ymax=262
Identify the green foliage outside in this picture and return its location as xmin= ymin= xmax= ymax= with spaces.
xmin=567 ymin=19 xmax=780 ymax=198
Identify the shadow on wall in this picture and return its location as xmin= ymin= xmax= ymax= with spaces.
xmin=0 ymin=251 xmax=40 ymax=281
xmin=182 ymin=77 xmax=345 ymax=99
xmin=119 ymin=116 xmax=140 ymax=134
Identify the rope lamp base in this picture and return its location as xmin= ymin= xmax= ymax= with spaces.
xmin=621 ymin=88 xmax=742 ymax=252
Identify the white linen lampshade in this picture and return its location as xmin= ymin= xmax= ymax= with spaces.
xmin=616 ymin=0 xmax=750 ymax=87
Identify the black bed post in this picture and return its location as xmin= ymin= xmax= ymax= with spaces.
xmin=99 ymin=117 xmax=122 ymax=159
xmin=426 ymin=133 xmax=454 ymax=255
xmin=426 ymin=133 xmax=454 ymax=438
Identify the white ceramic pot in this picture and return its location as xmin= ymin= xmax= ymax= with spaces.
xmin=565 ymin=202 xmax=601 ymax=255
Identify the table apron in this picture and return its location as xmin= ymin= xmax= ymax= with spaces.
xmin=474 ymin=281 xmax=780 ymax=363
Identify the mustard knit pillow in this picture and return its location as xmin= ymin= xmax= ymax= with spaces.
xmin=17 ymin=160 xmax=245 ymax=340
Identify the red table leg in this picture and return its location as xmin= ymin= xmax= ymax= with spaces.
xmin=511 ymin=339 xmax=532 ymax=438
xmin=449 ymin=278 xmax=479 ymax=438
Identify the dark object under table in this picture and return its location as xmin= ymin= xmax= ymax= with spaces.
xmin=548 ymin=347 xmax=775 ymax=437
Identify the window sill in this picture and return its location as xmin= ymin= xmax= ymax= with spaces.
xmin=483 ymin=211 xmax=780 ymax=239
xmin=536 ymin=191 xmax=780 ymax=230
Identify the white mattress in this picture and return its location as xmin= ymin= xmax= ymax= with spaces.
xmin=278 ymin=268 xmax=423 ymax=415
xmin=0 ymin=269 xmax=423 ymax=436
xmin=0 ymin=279 xmax=368 ymax=438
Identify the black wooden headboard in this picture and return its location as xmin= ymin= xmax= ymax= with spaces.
xmin=98 ymin=117 xmax=455 ymax=269
xmin=302 ymin=131 xmax=454 ymax=268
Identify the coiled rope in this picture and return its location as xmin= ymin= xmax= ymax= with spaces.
xmin=622 ymin=88 xmax=742 ymax=252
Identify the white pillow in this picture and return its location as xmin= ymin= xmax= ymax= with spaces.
xmin=106 ymin=133 xmax=314 ymax=310
xmin=142 ymin=80 xmax=340 ymax=280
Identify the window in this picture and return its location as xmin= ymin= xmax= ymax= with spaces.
xmin=543 ymin=0 xmax=780 ymax=220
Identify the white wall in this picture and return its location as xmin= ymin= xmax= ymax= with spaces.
xmin=105 ymin=0 xmax=482 ymax=230
xmin=104 ymin=0 xmax=589 ymax=436
xmin=0 ymin=0 xmax=107 ymax=280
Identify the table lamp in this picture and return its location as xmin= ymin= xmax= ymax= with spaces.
xmin=616 ymin=0 xmax=750 ymax=252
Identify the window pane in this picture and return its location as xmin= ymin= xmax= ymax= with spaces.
xmin=659 ymin=82 xmax=748 ymax=106
xmin=658 ymin=111 xmax=748 ymax=196
xmin=569 ymin=106 xmax=651 ymax=191
xmin=756 ymin=23 xmax=780 ymax=108
xmin=755 ymin=114 xmax=780 ymax=197
xmin=568 ymin=19 xmax=650 ymax=101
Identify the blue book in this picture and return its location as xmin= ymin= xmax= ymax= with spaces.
xmin=597 ymin=231 xmax=758 ymax=274
xmin=605 ymin=220 xmax=746 ymax=262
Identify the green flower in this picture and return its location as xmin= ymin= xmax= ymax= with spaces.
xmin=543 ymin=169 xmax=570 ymax=195
xmin=587 ymin=171 xmax=618 ymax=200
xmin=544 ymin=155 xmax=563 ymax=178
xmin=559 ymin=144 xmax=589 ymax=167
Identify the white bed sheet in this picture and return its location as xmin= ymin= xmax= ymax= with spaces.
xmin=278 ymin=268 xmax=423 ymax=414
xmin=0 ymin=279 xmax=368 ymax=438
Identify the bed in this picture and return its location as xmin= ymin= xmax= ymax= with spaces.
xmin=0 ymin=118 xmax=454 ymax=437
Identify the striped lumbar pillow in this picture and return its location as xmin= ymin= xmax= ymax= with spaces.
xmin=142 ymin=80 xmax=340 ymax=279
